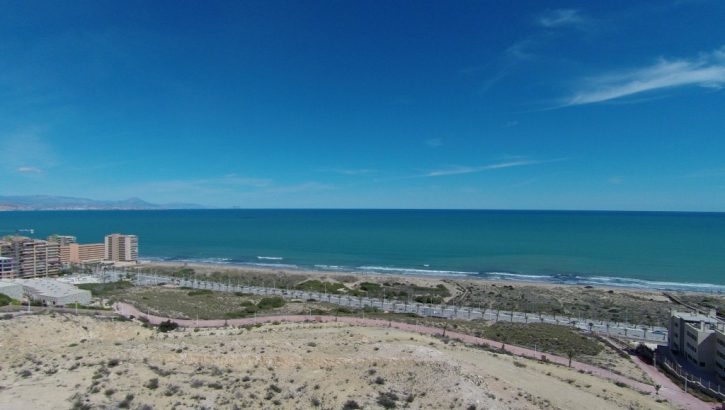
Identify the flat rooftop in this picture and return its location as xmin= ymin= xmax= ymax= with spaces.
xmin=9 ymin=278 xmax=89 ymax=298
xmin=673 ymin=311 xmax=720 ymax=324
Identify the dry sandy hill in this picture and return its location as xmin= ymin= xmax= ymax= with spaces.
xmin=0 ymin=314 xmax=673 ymax=409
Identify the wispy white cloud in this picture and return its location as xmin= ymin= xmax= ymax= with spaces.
xmin=425 ymin=138 xmax=443 ymax=148
xmin=538 ymin=9 xmax=586 ymax=28
xmin=608 ymin=176 xmax=623 ymax=185
xmin=320 ymin=168 xmax=376 ymax=176
xmin=425 ymin=159 xmax=558 ymax=177
xmin=265 ymin=182 xmax=336 ymax=194
xmin=123 ymin=174 xmax=272 ymax=195
xmin=683 ymin=167 xmax=725 ymax=178
xmin=113 ymin=175 xmax=335 ymax=206
xmin=566 ymin=46 xmax=725 ymax=106
xmin=17 ymin=166 xmax=43 ymax=174
xmin=0 ymin=128 xmax=57 ymax=173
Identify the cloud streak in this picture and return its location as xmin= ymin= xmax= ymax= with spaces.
xmin=566 ymin=46 xmax=725 ymax=106
xmin=426 ymin=159 xmax=557 ymax=177
xmin=0 ymin=128 xmax=57 ymax=173
xmin=538 ymin=9 xmax=586 ymax=28
xmin=321 ymin=168 xmax=376 ymax=176
xmin=17 ymin=166 xmax=43 ymax=174
xmin=425 ymin=138 xmax=443 ymax=148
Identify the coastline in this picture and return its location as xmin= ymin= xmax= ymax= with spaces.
xmin=137 ymin=258 xmax=725 ymax=295
xmin=134 ymin=259 xmax=725 ymax=326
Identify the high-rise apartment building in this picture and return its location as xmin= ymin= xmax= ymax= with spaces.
xmin=48 ymin=235 xmax=77 ymax=264
xmin=0 ymin=237 xmax=61 ymax=278
xmin=48 ymin=235 xmax=77 ymax=245
xmin=104 ymin=234 xmax=138 ymax=262
xmin=0 ymin=256 xmax=15 ymax=278
xmin=69 ymin=243 xmax=105 ymax=263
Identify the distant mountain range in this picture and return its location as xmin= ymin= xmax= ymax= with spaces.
xmin=0 ymin=195 xmax=204 ymax=211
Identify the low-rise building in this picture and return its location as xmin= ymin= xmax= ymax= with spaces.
xmin=670 ymin=310 xmax=725 ymax=375
xmin=12 ymin=278 xmax=91 ymax=306
xmin=0 ymin=280 xmax=23 ymax=300
xmin=716 ymin=328 xmax=725 ymax=383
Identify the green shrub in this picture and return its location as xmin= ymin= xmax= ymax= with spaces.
xmin=77 ymin=281 xmax=133 ymax=297
xmin=342 ymin=400 xmax=361 ymax=410
xmin=144 ymin=378 xmax=159 ymax=390
xmin=257 ymin=297 xmax=285 ymax=310
xmin=295 ymin=280 xmax=348 ymax=294
xmin=0 ymin=294 xmax=17 ymax=307
xmin=157 ymin=320 xmax=179 ymax=332
xmin=187 ymin=289 xmax=213 ymax=297
xmin=377 ymin=391 xmax=398 ymax=409
xmin=414 ymin=295 xmax=443 ymax=304
xmin=118 ymin=394 xmax=134 ymax=409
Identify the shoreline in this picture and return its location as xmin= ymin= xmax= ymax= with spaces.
xmin=132 ymin=259 xmax=725 ymax=327
xmin=137 ymin=258 xmax=725 ymax=295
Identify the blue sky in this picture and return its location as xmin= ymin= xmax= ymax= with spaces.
xmin=1 ymin=1 xmax=724 ymax=210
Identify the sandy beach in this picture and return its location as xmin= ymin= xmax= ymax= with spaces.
xmin=136 ymin=260 xmax=724 ymax=326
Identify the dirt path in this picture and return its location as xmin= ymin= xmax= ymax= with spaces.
xmin=115 ymin=302 xmax=714 ymax=410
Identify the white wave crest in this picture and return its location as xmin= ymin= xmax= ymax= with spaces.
xmin=356 ymin=266 xmax=472 ymax=277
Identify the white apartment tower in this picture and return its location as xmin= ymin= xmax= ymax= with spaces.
xmin=104 ymin=234 xmax=138 ymax=262
xmin=0 ymin=237 xmax=61 ymax=278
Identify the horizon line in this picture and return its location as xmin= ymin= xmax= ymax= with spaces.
xmin=3 ymin=207 xmax=725 ymax=214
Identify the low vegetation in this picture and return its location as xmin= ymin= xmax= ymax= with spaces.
xmin=448 ymin=282 xmax=674 ymax=326
xmin=77 ymin=281 xmax=134 ymax=297
xmin=481 ymin=322 xmax=603 ymax=357
xmin=295 ymin=280 xmax=348 ymax=294
xmin=0 ymin=294 xmax=18 ymax=307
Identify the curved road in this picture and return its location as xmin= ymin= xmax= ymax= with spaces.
xmin=114 ymin=302 xmax=711 ymax=410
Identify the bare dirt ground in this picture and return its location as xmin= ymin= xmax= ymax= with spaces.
xmin=0 ymin=314 xmax=675 ymax=410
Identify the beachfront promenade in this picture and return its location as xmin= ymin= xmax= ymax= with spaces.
xmin=122 ymin=272 xmax=668 ymax=344
xmin=113 ymin=301 xmax=711 ymax=410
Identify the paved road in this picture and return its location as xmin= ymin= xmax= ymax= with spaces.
xmin=114 ymin=301 xmax=711 ymax=410
xmin=121 ymin=272 xmax=669 ymax=344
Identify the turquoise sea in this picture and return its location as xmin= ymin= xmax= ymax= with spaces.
xmin=1 ymin=210 xmax=724 ymax=292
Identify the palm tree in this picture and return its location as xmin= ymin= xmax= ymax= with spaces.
xmin=567 ymin=350 xmax=575 ymax=368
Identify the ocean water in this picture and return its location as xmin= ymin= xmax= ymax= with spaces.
xmin=1 ymin=209 xmax=724 ymax=292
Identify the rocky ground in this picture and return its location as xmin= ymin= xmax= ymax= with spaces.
xmin=0 ymin=313 xmax=674 ymax=410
